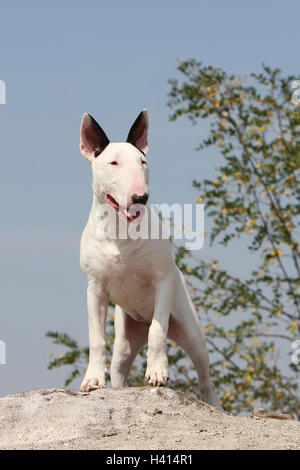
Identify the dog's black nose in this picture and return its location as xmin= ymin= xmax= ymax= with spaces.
xmin=132 ymin=193 xmax=149 ymax=205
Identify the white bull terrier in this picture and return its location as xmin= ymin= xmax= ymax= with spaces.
xmin=79 ymin=110 xmax=222 ymax=409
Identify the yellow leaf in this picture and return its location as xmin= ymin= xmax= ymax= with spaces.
xmin=246 ymin=374 xmax=252 ymax=384
xmin=203 ymin=324 xmax=215 ymax=332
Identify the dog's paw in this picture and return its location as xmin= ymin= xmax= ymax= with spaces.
xmin=80 ymin=369 xmax=107 ymax=392
xmin=145 ymin=361 xmax=169 ymax=387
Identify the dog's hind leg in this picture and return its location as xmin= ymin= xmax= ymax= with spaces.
xmin=111 ymin=305 xmax=149 ymax=388
xmin=168 ymin=270 xmax=223 ymax=410
xmin=168 ymin=314 xmax=223 ymax=410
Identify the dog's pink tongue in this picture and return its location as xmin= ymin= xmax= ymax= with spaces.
xmin=118 ymin=206 xmax=133 ymax=221
xmin=127 ymin=212 xmax=136 ymax=222
xmin=119 ymin=205 xmax=145 ymax=223
xmin=128 ymin=205 xmax=145 ymax=224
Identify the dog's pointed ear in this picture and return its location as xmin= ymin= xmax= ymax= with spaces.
xmin=79 ymin=113 xmax=110 ymax=162
xmin=126 ymin=109 xmax=149 ymax=155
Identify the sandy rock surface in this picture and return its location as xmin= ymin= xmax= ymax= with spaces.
xmin=0 ymin=386 xmax=299 ymax=450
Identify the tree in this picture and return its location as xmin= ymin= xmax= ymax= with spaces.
xmin=47 ymin=62 xmax=300 ymax=416
xmin=168 ymin=60 xmax=300 ymax=415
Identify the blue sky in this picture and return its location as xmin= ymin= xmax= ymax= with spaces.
xmin=0 ymin=0 xmax=299 ymax=396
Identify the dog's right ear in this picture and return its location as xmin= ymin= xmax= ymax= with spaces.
xmin=126 ymin=109 xmax=149 ymax=155
xmin=79 ymin=113 xmax=110 ymax=163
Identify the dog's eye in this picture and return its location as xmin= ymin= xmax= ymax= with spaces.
xmin=141 ymin=160 xmax=147 ymax=165
xmin=110 ymin=161 xmax=118 ymax=165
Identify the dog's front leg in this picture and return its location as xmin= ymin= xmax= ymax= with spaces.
xmin=145 ymin=273 xmax=175 ymax=386
xmin=80 ymin=283 xmax=108 ymax=392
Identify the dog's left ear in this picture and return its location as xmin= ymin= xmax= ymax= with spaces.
xmin=126 ymin=109 xmax=149 ymax=155
xmin=80 ymin=113 xmax=110 ymax=163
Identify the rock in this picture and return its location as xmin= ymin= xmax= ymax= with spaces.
xmin=252 ymin=408 xmax=295 ymax=421
xmin=0 ymin=387 xmax=299 ymax=450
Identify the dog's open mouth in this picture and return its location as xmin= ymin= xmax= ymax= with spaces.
xmin=106 ymin=194 xmax=144 ymax=223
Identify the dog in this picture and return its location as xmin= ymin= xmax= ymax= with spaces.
xmin=79 ymin=110 xmax=222 ymax=409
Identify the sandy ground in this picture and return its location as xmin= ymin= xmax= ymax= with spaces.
xmin=0 ymin=386 xmax=299 ymax=450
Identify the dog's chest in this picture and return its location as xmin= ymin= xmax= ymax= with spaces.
xmin=82 ymin=239 xmax=156 ymax=320
xmin=105 ymin=250 xmax=155 ymax=320
xmin=107 ymin=271 xmax=155 ymax=320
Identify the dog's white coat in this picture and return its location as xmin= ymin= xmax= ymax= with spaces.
xmin=79 ymin=111 xmax=222 ymax=409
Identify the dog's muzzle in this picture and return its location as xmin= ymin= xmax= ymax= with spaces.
xmin=106 ymin=193 xmax=146 ymax=223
